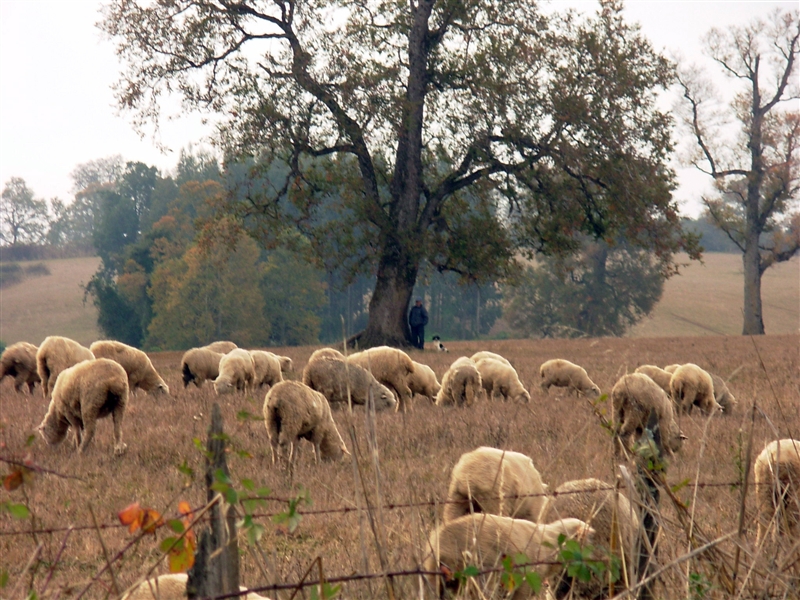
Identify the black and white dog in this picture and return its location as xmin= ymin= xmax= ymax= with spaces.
xmin=431 ymin=335 xmax=448 ymax=352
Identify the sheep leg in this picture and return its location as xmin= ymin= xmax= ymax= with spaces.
xmin=111 ymin=405 xmax=127 ymax=456
xmin=77 ymin=410 xmax=96 ymax=453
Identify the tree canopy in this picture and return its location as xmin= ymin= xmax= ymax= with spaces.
xmin=103 ymin=0 xmax=698 ymax=347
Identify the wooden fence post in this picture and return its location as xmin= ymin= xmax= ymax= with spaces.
xmin=187 ymin=403 xmax=240 ymax=599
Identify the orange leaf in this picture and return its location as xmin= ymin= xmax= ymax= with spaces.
xmin=118 ymin=502 xmax=144 ymax=533
xmin=141 ymin=508 xmax=164 ymax=534
xmin=3 ymin=470 xmax=23 ymax=492
xmin=178 ymin=501 xmax=192 ymax=517
xmin=168 ymin=540 xmax=195 ymax=573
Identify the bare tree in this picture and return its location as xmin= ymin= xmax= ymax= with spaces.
xmin=678 ymin=9 xmax=800 ymax=335
xmin=0 ymin=177 xmax=48 ymax=246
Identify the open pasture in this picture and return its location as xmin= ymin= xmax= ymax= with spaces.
xmin=1 ymin=334 xmax=798 ymax=598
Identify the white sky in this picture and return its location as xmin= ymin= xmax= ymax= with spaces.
xmin=0 ymin=0 xmax=795 ymax=217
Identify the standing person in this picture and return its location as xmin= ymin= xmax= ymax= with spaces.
xmin=408 ymin=298 xmax=428 ymax=349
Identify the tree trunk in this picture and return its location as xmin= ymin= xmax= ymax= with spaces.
xmin=741 ymin=243 xmax=765 ymax=335
xmin=354 ymin=245 xmax=418 ymax=348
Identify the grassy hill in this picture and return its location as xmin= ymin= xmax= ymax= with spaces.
xmin=0 ymin=252 xmax=796 ymax=346
xmin=0 ymin=256 xmax=101 ymax=346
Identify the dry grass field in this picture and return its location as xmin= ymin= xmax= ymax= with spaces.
xmin=1 ymin=335 xmax=798 ymax=599
xmin=0 ymin=256 xmax=101 ymax=346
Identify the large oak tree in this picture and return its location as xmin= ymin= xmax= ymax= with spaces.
xmin=678 ymin=9 xmax=799 ymax=335
xmin=102 ymin=0 xmax=696 ymax=347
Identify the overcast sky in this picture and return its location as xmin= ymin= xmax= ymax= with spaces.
xmin=0 ymin=0 xmax=794 ymax=217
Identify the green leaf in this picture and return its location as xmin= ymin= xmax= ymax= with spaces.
xmin=167 ymin=519 xmax=185 ymax=534
xmin=7 ymin=503 xmax=30 ymax=519
xmin=524 ymin=571 xmax=542 ymax=594
xmin=0 ymin=570 xmax=9 ymax=588
xmin=461 ymin=565 xmax=480 ymax=578
xmin=25 ymin=434 xmax=36 ymax=447
xmin=241 ymin=478 xmax=255 ymax=491
xmin=671 ymin=478 xmax=691 ymax=493
xmin=177 ymin=461 xmax=195 ymax=479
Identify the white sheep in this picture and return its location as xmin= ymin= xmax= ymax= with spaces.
xmin=38 ymin=358 xmax=129 ymax=455
xmin=121 ymin=573 xmax=270 ymax=600
xmin=538 ymin=478 xmax=638 ymax=598
xmin=302 ymin=353 xmax=396 ymax=411
xmin=634 ymin=364 xmax=673 ymax=395
xmin=181 ymin=347 xmax=224 ymax=388
xmin=475 ymin=358 xmax=530 ymax=404
xmin=89 ymin=340 xmax=169 ymax=396
xmin=435 ymin=357 xmax=482 ymax=407
xmin=443 ymin=447 xmax=548 ymax=524
xmin=670 ymin=363 xmax=721 ymax=415
xmin=470 ymin=351 xmax=512 ymax=367
xmin=214 ymin=349 xmax=256 ymax=395
xmin=424 ymin=514 xmax=594 ymax=599
xmin=0 ymin=341 xmax=40 ymax=394
xmin=754 ymin=438 xmax=800 ymax=545
xmin=249 ymin=350 xmax=283 ymax=391
xmin=407 ymin=361 xmax=441 ymax=403
xmin=710 ymin=373 xmax=737 ymax=414
xmin=539 ymin=359 xmax=601 ymax=399
xmin=36 ymin=335 xmax=94 ymax=397
xmin=347 ymin=346 xmax=415 ymax=411
xmin=203 ymin=340 xmax=238 ymax=354
xmin=263 ymin=381 xmax=349 ymax=466
xmin=611 ymin=373 xmax=685 ymax=457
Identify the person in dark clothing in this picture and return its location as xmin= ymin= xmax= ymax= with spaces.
xmin=408 ymin=299 xmax=428 ymax=349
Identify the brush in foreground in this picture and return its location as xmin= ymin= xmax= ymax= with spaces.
xmin=38 ymin=358 xmax=129 ymax=455
xmin=121 ymin=573 xmax=270 ymax=600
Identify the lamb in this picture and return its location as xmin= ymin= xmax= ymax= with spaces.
xmin=475 ymin=358 xmax=531 ymax=404
xmin=181 ymin=347 xmax=224 ymax=388
xmin=302 ymin=353 xmax=397 ymax=411
xmin=214 ymin=349 xmax=256 ymax=395
xmin=711 ymin=373 xmax=737 ymax=414
xmin=89 ymin=340 xmax=169 ymax=396
xmin=249 ymin=350 xmax=283 ymax=391
xmin=424 ymin=514 xmax=593 ymax=599
xmin=36 ymin=335 xmax=95 ymax=397
xmin=407 ymin=361 xmax=441 ymax=403
xmin=347 ymin=346 xmax=415 ymax=411
xmin=38 ymin=358 xmax=129 ymax=455
xmin=539 ymin=359 xmax=601 ymax=399
xmin=121 ymin=573 xmax=270 ymax=600
xmin=0 ymin=341 xmax=40 ymax=394
xmin=470 ymin=351 xmax=512 ymax=367
xmin=538 ymin=478 xmax=638 ymax=598
xmin=634 ymin=364 xmax=673 ymax=395
xmin=435 ymin=357 xmax=482 ymax=407
xmin=670 ymin=363 xmax=722 ymax=415
xmin=263 ymin=380 xmax=349 ymax=466
xmin=202 ymin=340 xmax=238 ymax=354
xmin=611 ymin=373 xmax=685 ymax=457
xmin=754 ymin=438 xmax=800 ymax=545
xmin=443 ymin=447 xmax=548 ymax=525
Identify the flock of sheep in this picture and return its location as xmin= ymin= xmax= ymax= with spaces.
xmin=1 ymin=336 xmax=798 ymax=598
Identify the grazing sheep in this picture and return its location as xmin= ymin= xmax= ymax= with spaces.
xmin=436 ymin=357 xmax=482 ymax=407
xmin=263 ymin=381 xmax=348 ymax=466
xmin=670 ymin=363 xmax=722 ymax=415
xmin=348 ymin=346 xmax=415 ymax=411
xmin=611 ymin=373 xmax=685 ymax=457
xmin=424 ymin=514 xmax=594 ymax=600
xmin=36 ymin=335 xmax=94 ymax=397
xmin=754 ymin=438 xmax=800 ymax=545
xmin=408 ymin=361 xmax=441 ymax=403
xmin=38 ymin=358 xmax=129 ymax=455
xmin=250 ymin=350 xmax=283 ymax=391
xmin=0 ymin=341 xmax=40 ymax=394
xmin=663 ymin=364 xmax=680 ymax=374
xmin=203 ymin=341 xmax=238 ymax=354
xmin=470 ymin=351 xmax=512 ymax=367
xmin=475 ymin=358 xmax=531 ymax=404
xmin=276 ymin=355 xmax=293 ymax=374
xmin=443 ymin=447 xmax=548 ymax=525
xmin=539 ymin=359 xmax=601 ymax=399
xmin=214 ymin=349 xmax=256 ymax=395
xmin=121 ymin=573 xmax=270 ymax=600
xmin=710 ymin=373 xmax=737 ymax=414
xmin=302 ymin=353 xmax=396 ymax=411
xmin=538 ymin=478 xmax=638 ymax=599
xmin=89 ymin=340 xmax=169 ymax=396
xmin=634 ymin=365 xmax=673 ymax=395
xmin=308 ymin=347 xmax=345 ymax=362
xmin=181 ymin=347 xmax=224 ymax=388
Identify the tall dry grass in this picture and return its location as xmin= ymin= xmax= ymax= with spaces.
xmin=0 ymin=334 xmax=798 ymax=598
